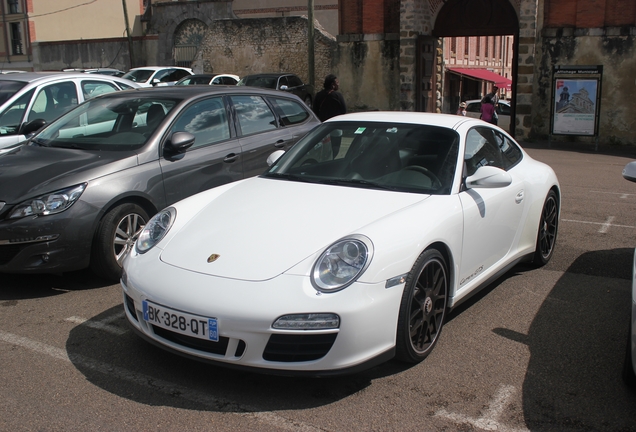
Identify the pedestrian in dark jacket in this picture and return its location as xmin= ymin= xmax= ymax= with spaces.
xmin=313 ymin=74 xmax=346 ymax=122
xmin=313 ymin=74 xmax=347 ymax=156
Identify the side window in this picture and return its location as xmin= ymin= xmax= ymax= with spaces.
xmin=81 ymin=80 xmax=119 ymax=100
xmin=464 ymin=127 xmax=505 ymax=176
xmin=169 ymin=69 xmax=190 ymax=82
xmin=499 ymin=134 xmax=523 ymax=169
xmin=230 ymin=95 xmax=277 ymax=136
xmin=269 ymin=96 xmax=309 ymax=126
xmin=0 ymin=89 xmax=34 ymax=135
xmin=170 ymin=97 xmax=230 ymax=149
xmin=211 ymin=76 xmax=223 ymax=85
xmin=278 ymin=76 xmax=289 ymax=89
xmin=28 ymin=82 xmax=78 ymax=123
xmin=223 ymin=77 xmax=238 ymax=85
xmin=498 ymin=103 xmax=510 ymax=116
xmin=287 ymin=75 xmax=303 ymax=88
xmin=153 ymin=69 xmax=172 ymax=83
xmin=466 ymin=102 xmax=481 ymax=113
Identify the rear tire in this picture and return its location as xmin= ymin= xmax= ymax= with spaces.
xmin=532 ymin=190 xmax=558 ymax=266
xmin=395 ymin=249 xmax=449 ymax=363
xmin=90 ymin=203 xmax=148 ymax=281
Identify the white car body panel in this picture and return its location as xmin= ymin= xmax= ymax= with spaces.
xmin=122 ymin=112 xmax=560 ymax=374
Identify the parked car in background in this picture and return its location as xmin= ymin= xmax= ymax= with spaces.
xmin=0 ymin=72 xmax=139 ymax=153
xmin=464 ymin=99 xmax=511 ymax=130
xmin=122 ymin=66 xmax=193 ymax=87
xmin=238 ymin=73 xmax=314 ymax=106
xmin=622 ymin=161 xmax=636 ymax=388
xmin=0 ymin=86 xmax=320 ymax=281
xmin=122 ymin=112 xmax=560 ymax=375
xmin=176 ymin=74 xmax=240 ymax=86
xmin=63 ymin=68 xmax=125 ymax=77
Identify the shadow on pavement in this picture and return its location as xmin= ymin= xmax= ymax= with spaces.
xmin=494 ymin=248 xmax=636 ymax=431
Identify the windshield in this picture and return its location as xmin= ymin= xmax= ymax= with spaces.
xmin=0 ymin=80 xmax=28 ymax=105
xmin=31 ymin=95 xmax=181 ymax=151
xmin=237 ymin=76 xmax=277 ymax=89
xmin=122 ymin=69 xmax=154 ymax=83
xmin=264 ymin=121 xmax=459 ymax=195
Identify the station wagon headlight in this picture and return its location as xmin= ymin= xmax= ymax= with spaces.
xmin=136 ymin=207 xmax=176 ymax=254
xmin=8 ymin=183 xmax=86 ymax=219
xmin=311 ymin=235 xmax=373 ymax=293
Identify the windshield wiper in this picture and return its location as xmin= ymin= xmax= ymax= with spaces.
xmin=262 ymin=172 xmax=319 ymax=183
xmin=317 ymin=178 xmax=399 ymax=191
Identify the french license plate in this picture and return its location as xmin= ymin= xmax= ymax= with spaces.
xmin=142 ymin=300 xmax=218 ymax=342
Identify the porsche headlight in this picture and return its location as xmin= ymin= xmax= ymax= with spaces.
xmin=8 ymin=183 xmax=86 ymax=219
xmin=136 ymin=207 xmax=176 ymax=254
xmin=311 ymin=235 xmax=373 ymax=293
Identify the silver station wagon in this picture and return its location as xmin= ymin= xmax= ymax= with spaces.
xmin=0 ymin=86 xmax=320 ymax=281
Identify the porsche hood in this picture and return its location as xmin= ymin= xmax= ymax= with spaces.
xmin=159 ymin=177 xmax=427 ymax=281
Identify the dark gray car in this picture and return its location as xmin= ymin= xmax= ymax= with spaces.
xmin=238 ymin=73 xmax=314 ymax=107
xmin=0 ymin=86 xmax=320 ymax=281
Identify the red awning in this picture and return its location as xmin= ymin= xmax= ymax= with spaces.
xmin=448 ymin=67 xmax=512 ymax=91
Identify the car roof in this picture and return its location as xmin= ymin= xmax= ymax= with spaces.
xmin=325 ymin=111 xmax=481 ymax=128
xmin=0 ymin=71 xmax=139 ymax=86
xmin=128 ymin=66 xmax=193 ymax=72
xmin=241 ymin=73 xmax=295 ymax=78
xmin=93 ymin=85 xmax=305 ymax=100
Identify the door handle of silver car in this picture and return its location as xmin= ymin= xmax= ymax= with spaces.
xmin=274 ymin=140 xmax=286 ymax=148
xmin=224 ymin=154 xmax=239 ymax=163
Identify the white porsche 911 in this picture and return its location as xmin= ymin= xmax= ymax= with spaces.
xmin=121 ymin=112 xmax=560 ymax=376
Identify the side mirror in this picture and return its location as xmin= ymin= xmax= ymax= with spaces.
xmin=279 ymin=85 xmax=289 ymax=91
xmin=151 ymin=78 xmax=161 ymax=86
xmin=623 ymin=161 xmax=636 ymax=183
xmin=465 ymin=165 xmax=512 ymax=189
xmin=165 ymin=131 xmax=195 ymax=154
xmin=267 ymin=150 xmax=285 ymax=166
xmin=21 ymin=118 xmax=47 ymax=136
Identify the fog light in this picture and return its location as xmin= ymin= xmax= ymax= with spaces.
xmin=272 ymin=313 xmax=340 ymax=330
xmin=41 ymin=253 xmax=49 ymax=263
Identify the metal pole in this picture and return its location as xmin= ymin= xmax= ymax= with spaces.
xmin=122 ymin=0 xmax=135 ymax=68
xmin=307 ymin=0 xmax=315 ymax=90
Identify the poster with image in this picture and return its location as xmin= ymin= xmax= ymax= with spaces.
xmin=552 ymin=79 xmax=598 ymax=135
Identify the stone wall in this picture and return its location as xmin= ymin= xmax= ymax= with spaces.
xmin=193 ymin=17 xmax=332 ymax=90
xmin=533 ymin=28 xmax=636 ymax=146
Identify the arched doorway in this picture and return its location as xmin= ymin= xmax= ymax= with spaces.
xmin=430 ymin=0 xmax=519 ymax=134
xmin=173 ymin=19 xmax=208 ymax=68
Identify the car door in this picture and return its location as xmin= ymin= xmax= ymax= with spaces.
xmin=159 ymin=96 xmax=243 ymax=205
xmin=497 ymin=101 xmax=511 ymax=130
xmin=457 ymin=126 xmax=527 ymax=291
xmin=229 ymin=94 xmax=295 ymax=178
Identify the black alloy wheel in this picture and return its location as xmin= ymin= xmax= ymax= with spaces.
xmin=533 ymin=190 xmax=559 ymax=266
xmin=395 ymin=248 xmax=448 ymax=363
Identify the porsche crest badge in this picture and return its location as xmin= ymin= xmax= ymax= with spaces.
xmin=207 ymin=254 xmax=220 ymax=263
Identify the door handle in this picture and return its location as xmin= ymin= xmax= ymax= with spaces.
xmin=224 ymin=153 xmax=239 ymax=163
xmin=515 ymin=190 xmax=524 ymax=204
xmin=274 ymin=140 xmax=285 ymax=148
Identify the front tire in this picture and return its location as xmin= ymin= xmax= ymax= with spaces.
xmin=532 ymin=190 xmax=558 ymax=266
xmin=91 ymin=203 xmax=148 ymax=281
xmin=395 ymin=248 xmax=449 ymax=363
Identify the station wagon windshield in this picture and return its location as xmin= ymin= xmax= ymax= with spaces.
xmin=264 ymin=121 xmax=459 ymax=195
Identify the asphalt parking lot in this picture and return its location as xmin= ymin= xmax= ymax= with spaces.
xmin=2 ymin=141 xmax=636 ymax=431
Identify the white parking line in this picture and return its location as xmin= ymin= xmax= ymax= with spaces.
xmin=65 ymin=312 xmax=127 ymax=336
xmin=562 ymin=218 xmax=635 ymax=232
xmin=435 ymin=384 xmax=529 ymax=432
xmin=0 ymin=330 xmax=322 ymax=432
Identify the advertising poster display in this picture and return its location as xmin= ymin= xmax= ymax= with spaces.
xmin=553 ymin=79 xmax=598 ymax=135
xmin=551 ymin=65 xmax=602 ymax=137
